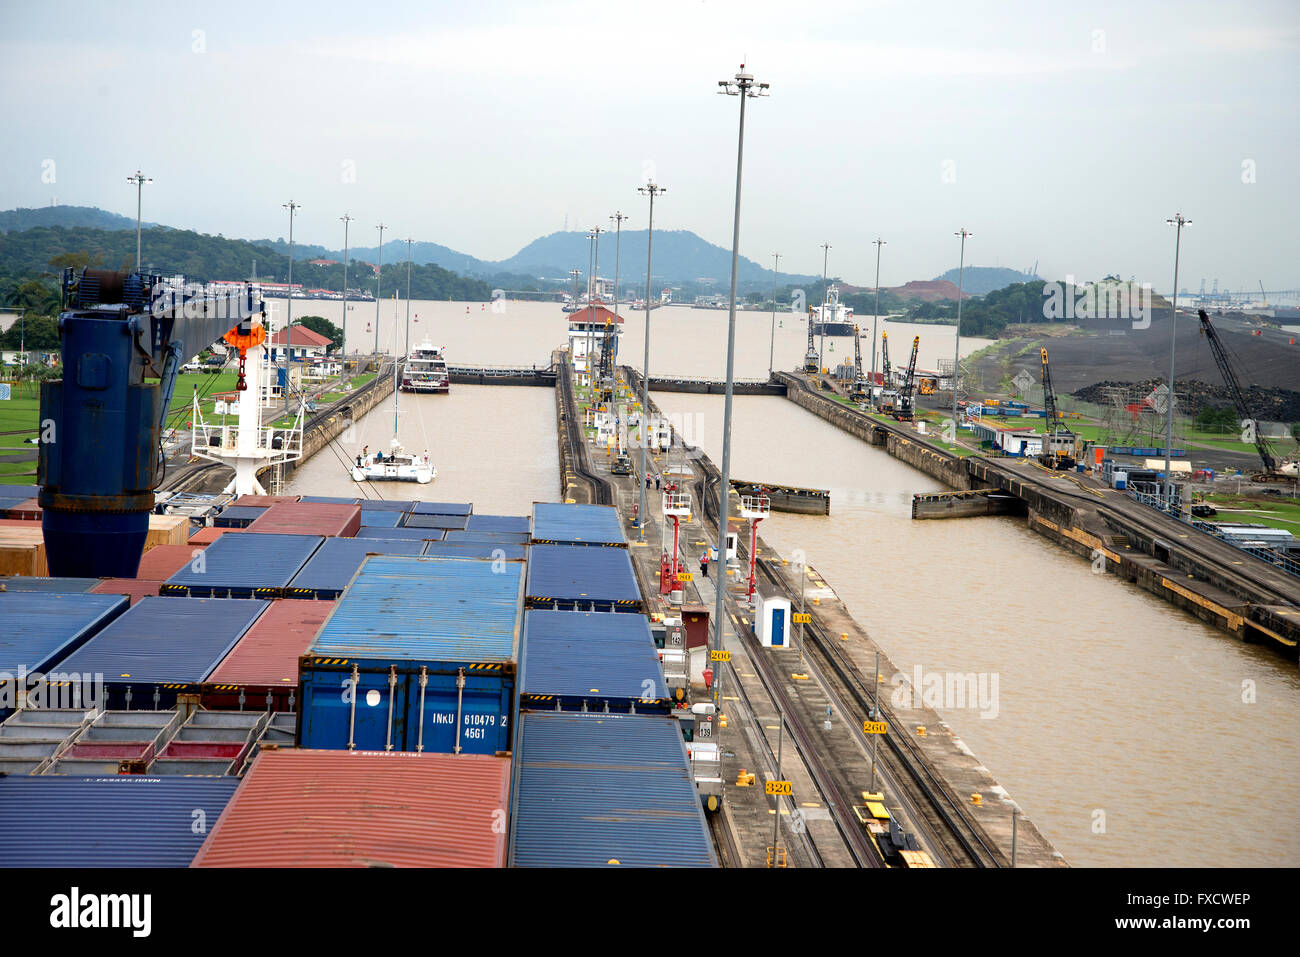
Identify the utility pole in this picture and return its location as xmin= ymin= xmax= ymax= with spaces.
xmin=714 ymin=65 xmax=769 ymax=713
xmin=127 ymin=170 xmax=151 ymax=270
xmin=871 ymin=238 xmax=885 ymax=399
xmin=374 ymin=223 xmax=386 ymax=355
xmin=1164 ymin=213 xmax=1190 ymax=508
xmin=340 ymin=214 xmax=353 ymax=382
xmin=282 ymin=200 xmax=300 ymax=416
xmin=405 ymin=238 xmax=415 ymax=358
xmin=637 ymin=183 xmax=665 ymax=541
xmin=818 ymin=242 xmax=831 ymax=370
xmin=952 ymin=228 xmax=971 ymax=444
xmin=769 ymin=253 xmax=780 ymax=376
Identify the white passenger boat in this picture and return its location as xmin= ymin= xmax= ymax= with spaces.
xmin=401 ymin=340 xmax=450 ymax=394
xmin=350 ymin=439 xmax=435 ymax=484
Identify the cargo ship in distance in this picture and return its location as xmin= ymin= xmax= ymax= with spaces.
xmin=401 ymin=340 xmax=450 ymax=394
xmin=811 ymin=284 xmax=856 ymax=336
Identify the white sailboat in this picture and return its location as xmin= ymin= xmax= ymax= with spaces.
xmin=351 ymin=354 xmax=436 ymax=484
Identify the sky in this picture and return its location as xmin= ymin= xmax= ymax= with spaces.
xmin=1 ymin=0 xmax=1297 ymax=293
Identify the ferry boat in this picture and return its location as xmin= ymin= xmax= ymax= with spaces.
xmin=401 ymin=340 xmax=450 ymax=393
xmin=350 ymin=439 xmax=435 ymax=484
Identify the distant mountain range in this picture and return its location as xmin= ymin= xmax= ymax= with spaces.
xmin=0 ymin=205 xmax=160 ymax=233
xmin=932 ymin=266 xmax=1038 ymax=296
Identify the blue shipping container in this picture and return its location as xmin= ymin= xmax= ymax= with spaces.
xmin=355 ymin=526 xmax=445 ymax=542
xmin=1 ymin=592 xmax=128 ymax=713
xmin=520 ymin=610 xmax=668 ymax=714
xmin=358 ymin=499 xmax=414 ymax=513
xmin=286 ymin=536 xmax=427 ymax=599
xmin=161 ymin=532 xmax=323 ymax=598
xmin=55 ymin=596 xmax=270 ymax=709
xmin=300 ymin=496 xmax=361 ymax=505
xmin=359 ymin=510 xmax=403 ymax=528
xmin=0 ymin=776 xmax=238 ymax=867
xmin=410 ymin=501 xmax=473 ymax=516
xmin=532 ymin=503 xmax=625 ymax=546
xmin=0 ymin=576 xmax=101 ymax=593
xmin=526 ymin=545 xmax=642 ymax=612
xmin=403 ymin=512 xmax=469 ymax=530
xmin=509 ymin=712 xmax=715 ymax=867
xmin=422 ymin=542 xmax=527 ymax=561
xmin=443 ymin=529 xmax=531 ymax=545
xmin=466 ymin=514 xmax=531 ymax=533
xmin=299 ymin=556 xmax=524 ymax=754
xmin=213 ymin=505 xmax=267 ymax=528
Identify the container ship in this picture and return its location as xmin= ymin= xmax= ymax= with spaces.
xmin=810 ymin=284 xmax=856 ymax=335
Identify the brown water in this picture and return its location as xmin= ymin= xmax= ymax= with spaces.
xmin=651 ymin=391 xmax=1300 ymax=868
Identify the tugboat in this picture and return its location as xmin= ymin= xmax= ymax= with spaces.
xmin=400 ymin=339 xmax=450 ymax=394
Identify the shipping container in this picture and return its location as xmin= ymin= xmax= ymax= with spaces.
xmin=509 ymin=712 xmax=715 ymax=867
xmin=520 ymin=610 xmax=669 ymax=714
xmin=0 ymin=776 xmax=238 ymax=866
xmin=203 ymin=600 xmax=336 ymax=711
xmin=188 ymin=526 xmax=235 ymax=545
xmin=214 ymin=505 xmax=267 ymax=528
xmin=443 ymin=529 xmax=531 ymax=545
xmin=55 ymin=596 xmax=270 ymax=709
xmin=233 ymin=494 xmax=301 ymax=506
xmin=422 ymin=542 xmax=527 ymax=561
xmin=299 ymin=556 xmax=523 ymax=754
xmin=0 ymin=576 xmax=100 ymax=593
xmin=410 ymin=501 xmax=472 ymax=516
xmin=300 ymin=496 xmax=360 ymax=505
xmin=466 ymin=514 xmax=531 ymax=533
xmin=0 ymin=709 xmax=91 ymax=775
xmin=192 ymin=749 xmax=511 ymax=867
xmin=532 ymin=503 xmax=626 ymax=546
xmin=136 ymin=543 xmax=205 ymax=580
xmin=89 ymin=578 xmax=163 ymax=605
xmin=354 ymin=526 xmax=444 ymax=542
xmin=358 ymin=498 xmax=414 ymax=513
xmin=246 ymin=502 xmax=362 ymax=538
xmin=0 ymin=592 xmax=128 ymax=716
xmin=161 ymin=532 xmax=323 ymax=598
xmin=359 ymin=510 xmax=403 ymax=528
xmin=526 ymin=545 xmax=642 ymax=612
xmin=402 ymin=512 xmax=469 ymax=530
xmin=286 ymin=536 xmax=426 ymax=599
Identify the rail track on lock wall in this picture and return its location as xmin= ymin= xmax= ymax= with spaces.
xmin=695 ymin=453 xmax=1004 ymax=868
xmin=556 ymin=362 xmax=614 ymax=507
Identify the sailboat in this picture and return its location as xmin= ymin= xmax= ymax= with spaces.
xmin=351 ymin=328 xmax=436 ymax=483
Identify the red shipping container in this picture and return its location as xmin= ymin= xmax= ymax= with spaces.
xmin=202 ymin=599 xmax=335 ymax=711
xmin=90 ymin=579 xmax=163 ymax=605
xmin=2 ymin=498 xmax=41 ymax=520
xmin=188 ymin=526 xmax=237 ymax=545
xmin=192 ymin=749 xmax=511 ymax=868
xmin=233 ymin=495 xmax=301 ymax=507
xmin=245 ymin=502 xmax=361 ymax=538
xmin=136 ymin=543 xmax=206 ymax=580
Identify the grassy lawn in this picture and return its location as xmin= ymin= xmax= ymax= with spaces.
xmin=1198 ymin=493 xmax=1300 ymax=532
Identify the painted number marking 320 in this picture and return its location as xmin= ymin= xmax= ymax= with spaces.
xmin=765 ymin=780 xmax=793 ymax=796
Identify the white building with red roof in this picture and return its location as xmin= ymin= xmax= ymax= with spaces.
xmin=269 ymin=324 xmax=334 ymax=363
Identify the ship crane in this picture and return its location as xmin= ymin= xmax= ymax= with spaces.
xmin=895 ymin=335 xmax=919 ymax=422
xmin=1196 ymin=309 xmax=1298 ymax=483
xmin=39 ymin=268 xmax=263 ymax=577
xmin=849 ymin=324 xmax=870 ymax=402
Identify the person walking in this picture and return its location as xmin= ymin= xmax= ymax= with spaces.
xmin=654 ymin=474 xmax=661 ymax=491
xmin=700 ymin=552 xmax=709 ymax=578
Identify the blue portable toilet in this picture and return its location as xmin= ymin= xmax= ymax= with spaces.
xmin=757 ymin=594 xmax=791 ymax=647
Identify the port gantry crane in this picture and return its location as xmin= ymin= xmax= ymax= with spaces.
xmin=38 ymin=268 xmax=264 ymax=578
xmin=1037 ymin=345 xmax=1078 ymax=470
xmin=803 ymin=304 xmax=820 ymax=374
xmin=849 ymin=324 xmax=870 ymax=402
xmin=1196 ymin=309 xmax=1299 ymax=483
xmin=893 ymin=335 xmax=920 ymax=421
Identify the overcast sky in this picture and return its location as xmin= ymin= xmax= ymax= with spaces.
xmin=1 ymin=0 xmax=1297 ymax=292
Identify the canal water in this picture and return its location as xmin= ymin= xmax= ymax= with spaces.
xmin=280 ymin=297 xmax=1299 ymax=867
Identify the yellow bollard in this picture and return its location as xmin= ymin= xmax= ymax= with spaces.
xmin=970 ymin=793 xmax=983 ymax=806
xmin=916 ymin=726 xmax=927 ymax=736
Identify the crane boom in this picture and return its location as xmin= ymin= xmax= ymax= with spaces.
xmin=897 ymin=335 xmax=920 ymax=420
xmin=1040 ymin=347 xmax=1060 ymax=430
xmin=1196 ymin=308 xmax=1277 ymax=473
xmin=803 ymin=305 xmax=819 ymax=373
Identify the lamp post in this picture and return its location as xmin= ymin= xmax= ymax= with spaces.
xmin=282 ymin=200 xmax=300 ymax=415
xmin=374 ymin=223 xmax=386 ymax=355
xmin=871 ymin=238 xmax=885 ymax=399
xmin=340 ymin=214 xmax=352 ymax=380
xmin=610 ymin=211 xmax=627 ymax=368
xmin=714 ymin=65 xmax=769 ymax=708
xmin=818 ymin=242 xmax=831 ymax=369
xmin=952 ymin=228 xmax=971 ymax=443
xmin=637 ymin=183 xmax=664 ymax=541
xmin=127 ymin=170 xmax=151 ymax=270
xmin=1164 ymin=213 xmax=1190 ymax=507
xmin=768 ymin=253 xmax=780 ymax=376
